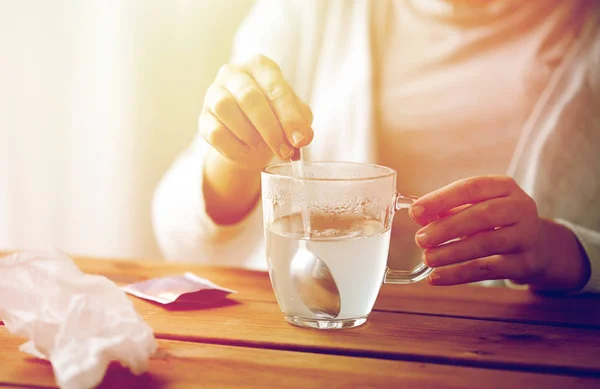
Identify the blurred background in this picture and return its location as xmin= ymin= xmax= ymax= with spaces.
xmin=0 ymin=0 xmax=254 ymax=259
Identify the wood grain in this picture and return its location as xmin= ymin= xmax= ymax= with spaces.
xmin=2 ymin=328 xmax=599 ymax=389
xmin=118 ymin=294 xmax=600 ymax=375
xmin=4 ymin=253 xmax=599 ymax=328
xmin=2 ymin=254 xmax=600 ymax=381
xmin=71 ymin=256 xmax=600 ymax=328
xmin=375 ymin=283 xmax=600 ymax=328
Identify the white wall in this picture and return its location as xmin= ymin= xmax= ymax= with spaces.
xmin=0 ymin=0 xmax=254 ymax=259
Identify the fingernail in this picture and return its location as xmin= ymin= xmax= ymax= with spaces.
xmin=429 ymin=272 xmax=441 ymax=284
xmin=411 ymin=205 xmax=425 ymax=218
xmin=257 ymin=141 xmax=270 ymax=152
xmin=279 ymin=143 xmax=294 ymax=158
xmin=291 ymin=131 xmax=304 ymax=146
xmin=416 ymin=232 xmax=429 ymax=247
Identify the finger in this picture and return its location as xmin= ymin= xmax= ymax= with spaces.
xmin=218 ymin=64 xmax=294 ymax=159
xmin=416 ymin=197 xmax=519 ymax=248
xmin=244 ymin=55 xmax=313 ymax=148
xmin=415 ymin=204 xmax=472 ymax=228
xmin=428 ymin=253 xmax=523 ymax=286
xmin=199 ymin=110 xmax=250 ymax=161
xmin=423 ymin=226 xmax=524 ymax=267
xmin=294 ymin=94 xmax=314 ymax=127
xmin=204 ymin=85 xmax=268 ymax=152
xmin=409 ymin=175 xmax=518 ymax=224
xmin=439 ymin=204 xmax=472 ymax=219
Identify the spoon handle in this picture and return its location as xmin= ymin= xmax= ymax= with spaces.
xmin=290 ymin=148 xmax=311 ymax=238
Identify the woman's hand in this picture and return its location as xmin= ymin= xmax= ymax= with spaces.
xmin=199 ymin=54 xmax=313 ymax=170
xmin=200 ymin=54 xmax=313 ymax=225
xmin=409 ymin=175 xmax=590 ymax=292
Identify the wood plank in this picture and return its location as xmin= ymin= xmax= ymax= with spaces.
xmin=71 ymin=256 xmax=600 ymax=328
xmin=375 ymin=283 xmax=600 ymax=329
xmin=73 ymin=256 xmax=275 ymax=302
xmin=3 ymin=253 xmax=600 ymax=373
xmin=1 ymin=328 xmax=599 ymax=389
xmin=123 ymin=295 xmax=600 ymax=376
xmin=3 ymin=253 xmax=599 ymax=328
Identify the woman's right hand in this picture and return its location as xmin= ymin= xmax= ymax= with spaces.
xmin=199 ymin=54 xmax=314 ymax=171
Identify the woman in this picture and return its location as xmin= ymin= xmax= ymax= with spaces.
xmin=152 ymin=0 xmax=600 ymax=293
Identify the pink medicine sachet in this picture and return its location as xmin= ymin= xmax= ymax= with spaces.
xmin=122 ymin=272 xmax=236 ymax=305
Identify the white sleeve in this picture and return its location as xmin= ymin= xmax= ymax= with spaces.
xmin=229 ymin=0 xmax=302 ymax=81
xmin=152 ymin=135 xmax=268 ymax=269
xmin=151 ymin=0 xmax=300 ymax=268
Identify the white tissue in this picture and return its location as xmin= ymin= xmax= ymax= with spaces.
xmin=0 ymin=251 xmax=157 ymax=389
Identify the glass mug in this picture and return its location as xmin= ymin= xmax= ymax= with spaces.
xmin=261 ymin=161 xmax=433 ymax=329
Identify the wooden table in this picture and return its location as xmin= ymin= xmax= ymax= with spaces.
xmin=2 ymin=256 xmax=600 ymax=388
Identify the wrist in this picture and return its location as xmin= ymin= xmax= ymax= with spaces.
xmin=527 ymin=219 xmax=591 ymax=293
xmin=203 ymin=149 xmax=262 ymax=225
xmin=206 ymin=148 xmax=263 ymax=175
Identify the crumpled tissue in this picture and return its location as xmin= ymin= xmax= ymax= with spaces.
xmin=0 ymin=251 xmax=157 ymax=389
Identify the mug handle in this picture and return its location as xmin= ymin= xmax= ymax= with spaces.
xmin=383 ymin=193 xmax=434 ymax=284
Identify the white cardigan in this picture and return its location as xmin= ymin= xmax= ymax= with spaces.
xmin=152 ymin=0 xmax=600 ymax=292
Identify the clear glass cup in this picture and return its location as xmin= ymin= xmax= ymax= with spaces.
xmin=261 ymin=162 xmax=433 ymax=329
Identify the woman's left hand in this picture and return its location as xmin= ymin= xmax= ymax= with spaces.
xmin=409 ymin=175 xmax=548 ymax=286
xmin=410 ymin=175 xmax=591 ymax=291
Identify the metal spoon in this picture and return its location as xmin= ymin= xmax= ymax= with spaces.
xmin=290 ymin=241 xmax=341 ymax=318
xmin=289 ymin=149 xmax=341 ymax=318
